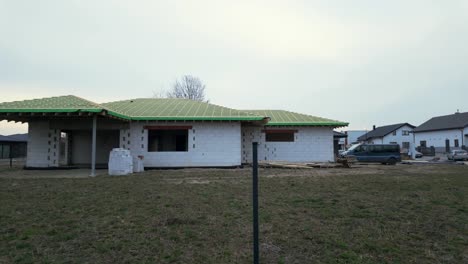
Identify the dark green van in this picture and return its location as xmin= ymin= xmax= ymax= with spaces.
xmin=342 ymin=144 xmax=401 ymax=165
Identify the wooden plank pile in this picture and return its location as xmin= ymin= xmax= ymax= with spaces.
xmin=258 ymin=161 xmax=350 ymax=169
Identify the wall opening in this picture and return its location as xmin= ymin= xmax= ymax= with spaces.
xmin=148 ymin=129 xmax=189 ymax=152
xmin=265 ymin=132 xmax=295 ymax=142
xmin=59 ymin=131 xmax=70 ymax=166
xmin=70 ymin=130 xmax=120 ymax=166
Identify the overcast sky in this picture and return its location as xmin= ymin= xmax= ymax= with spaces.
xmin=1 ymin=0 xmax=468 ymax=135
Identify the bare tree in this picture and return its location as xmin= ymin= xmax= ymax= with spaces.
xmin=152 ymin=88 xmax=166 ymax=98
xmin=166 ymin=75 xmax=208 ymax=102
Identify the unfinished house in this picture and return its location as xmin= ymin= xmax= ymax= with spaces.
xmin=0 ymin=95 xmax=348 ymax=173
xmin=241 ymin=110 xmax=347 ymax=163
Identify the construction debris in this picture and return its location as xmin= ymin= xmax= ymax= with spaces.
xmin=335 ymin=156 xmax=357 ymax=168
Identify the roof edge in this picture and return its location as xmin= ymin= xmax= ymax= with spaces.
xmin=265 ymin=122 xmax=349 ymax=127
xmin=413 ymin=126 xmax=466 ymax=133
xmin=0 ymin=108 xmax=103 ymax=113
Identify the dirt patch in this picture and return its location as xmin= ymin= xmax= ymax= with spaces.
xmin=1 ymin=163 xmax=465 ymax=180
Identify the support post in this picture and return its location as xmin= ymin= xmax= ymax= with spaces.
xmin=252 ymin=142 xmax=259 ymax=264
xmin=9 ymin=143 xmax=13 ymax=168
xmin=90 ymin=115 xmax=97 ymax=177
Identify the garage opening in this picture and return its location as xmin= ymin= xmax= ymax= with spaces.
xmin=68 ymin=130 xmax=120 ymax=167
xmin=148 ymin=129 xmax=189 ymax=152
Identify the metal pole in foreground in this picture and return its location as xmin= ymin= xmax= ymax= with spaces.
xmin=9 ymin=143 xmax=13 ymax=168
xmin=90 ymin=115 xmax=97 ymax=177
xmin=252 ymin=142 xmax=259 ymax=264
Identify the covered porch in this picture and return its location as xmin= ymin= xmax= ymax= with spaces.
xmin=0 ymin=95 xmax=129 ymax=176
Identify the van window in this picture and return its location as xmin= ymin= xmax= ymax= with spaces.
xmin=384 ymin=145 xmax=399 ymax=152
xmin=371 ymin=145 xmax=384 ymax=153
xmin=354 ymin=145 xmax=368 ymax=153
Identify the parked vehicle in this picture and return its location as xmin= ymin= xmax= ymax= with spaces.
xmin=447 ymin=150 xmax=468 ymax=161
xmin=409 ymin=150 xmax=423 ymax=158
xmin=341 ymin=144 xmax=401 ymax=165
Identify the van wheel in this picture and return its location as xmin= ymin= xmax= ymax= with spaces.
xmin=387 ymin=158 xmax=397 ymax=165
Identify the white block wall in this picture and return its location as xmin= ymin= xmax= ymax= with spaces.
xmin=242 ymin=126 xmax=335 ymax=163
xmin=26 ymin=120 xmax=60 ymax=168
xmin=465 ymin=127 xmax=468 ymax=147
xmin=414 ymin=129 xmax=466 ymax=152
xmin=123 ymin=122 xmax=242 ymax=167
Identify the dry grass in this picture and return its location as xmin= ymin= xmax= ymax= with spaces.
xmin=0 ymin=165 xmax=467 ymax=263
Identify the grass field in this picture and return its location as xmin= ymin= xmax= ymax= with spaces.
xmin=0 ymin=165 xmax=467 ymax=263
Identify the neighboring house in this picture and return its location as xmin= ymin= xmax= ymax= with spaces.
xmin=413 ymin=111 xmax=468 ymax=153
xmin=0 ymin=133 xmax=28 ymax=159
xmin=357 ymin=123 xmax=415 ymax=151
xmin=0 ymin=96 xmax=348 ymax=173
xmin=343 ymin=130 xmax=367 ymax=147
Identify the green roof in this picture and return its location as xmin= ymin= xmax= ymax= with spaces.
xmin=243 ymin=110 xmax=348 ymax=127
xmin=102 ymin=98 xmax=266 ymax=121
xmin=0 ymin=95 xmax=104 ymax=113
xmin=0 ymin=96 xmax=348 ymax=126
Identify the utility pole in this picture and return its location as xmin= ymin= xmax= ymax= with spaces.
xmin=252 ymin=142 xmax=259 ymax=264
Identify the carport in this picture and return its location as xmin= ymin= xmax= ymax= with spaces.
xmin=0 ymin=95 xmax=129 ymax=176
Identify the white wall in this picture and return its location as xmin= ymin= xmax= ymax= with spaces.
xmin=414 ymin=129 xmax=466 ymax=152
xmin=125 ymin=122 xmax=242 ymax=167
xmin=242 ymin=126 xmax=334 ymax=163
xmin=381 ymin=125 xmax=413 ymax=149
xmin=465 ymin=127 xmax=468 ymax=147
xmin=26 ymin=120 xmax=59 ymax=168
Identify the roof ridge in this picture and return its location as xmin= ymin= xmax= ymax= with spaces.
xmin=70 ymin=95 xmax=108 ymax=110
xmin=431 ymin=111 xmax=468 ymax=118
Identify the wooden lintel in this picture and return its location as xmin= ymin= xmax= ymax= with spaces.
xmin=262 ymin=129 xmax=298 ymax=134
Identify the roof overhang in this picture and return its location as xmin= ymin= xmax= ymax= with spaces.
xmin=0 ymin=110 xmax=128 ymax=123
